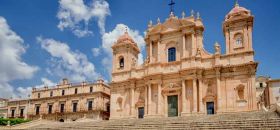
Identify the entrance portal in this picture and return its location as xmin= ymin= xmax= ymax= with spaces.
xmin=138 ymin=107 xmax=144 ymax=119
xmin=206 ymin=102 xmax=215 ymax=115
xmin=168 ymin=95 xmax=178 ymax=117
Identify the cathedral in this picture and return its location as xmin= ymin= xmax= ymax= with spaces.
xmin=109 ymin=2 xmax=257 ymax=119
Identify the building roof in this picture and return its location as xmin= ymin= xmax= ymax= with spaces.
xmin=112 ymin=31 xmax=140 ymax=53
xmin=117 ymin=31 xmax=135 ymax=44
xmin=225 ymin=2 xmax=251 ymax=21
xmin=267 ymin=79 xmax=280 ymax=83
xmin=0 ymin=98 xmax=8 ymax=101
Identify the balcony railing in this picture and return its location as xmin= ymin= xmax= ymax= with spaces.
xmin=27 ymin=106 xmax=105 ymax=116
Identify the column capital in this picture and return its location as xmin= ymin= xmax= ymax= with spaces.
xmin=144 ymin=82 xmax=152 ymax=86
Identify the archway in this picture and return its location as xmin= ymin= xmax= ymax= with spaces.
xmin=59 ymin=119 xmax=64 ymax=122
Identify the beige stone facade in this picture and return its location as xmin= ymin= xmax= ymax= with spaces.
xmin=7 ymin=99 xmax=29 ymax=119
xmin=263 ymin=79 xmax=280 ymax=108
xmin=0 ymin=98 xmax=8 ymax=118
xmin=255 ymin=76 xmax=270 ymax=109
xmin=110 ymin=3 xmax=258 ymax=119
xmin=7 ymin=79 xmax=110 ymax=122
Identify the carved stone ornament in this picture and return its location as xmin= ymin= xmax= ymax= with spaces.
xmin=162 ymin=83 xmax=181 ymax=94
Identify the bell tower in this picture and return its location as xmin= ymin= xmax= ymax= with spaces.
xmin=223 ymin=2 xmax=254 ymax=54
xmin=111 ymin=30 xmax=140 ymax=74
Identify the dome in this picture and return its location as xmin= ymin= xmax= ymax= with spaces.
xmin=117 ymin=31 xmax=135 ymax=44
xmin=226 ymin=3 xmax=251 ymax=20
xmin=112 ymin=31 xmax=140 ymax=53
xmin=228 ymin=6 xmax=250 ymax=15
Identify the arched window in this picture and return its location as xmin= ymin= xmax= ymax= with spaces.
xmin=119 ymin=57 xmax=124 ymax=69
xmin=50 ymin=91 xmax=53 ymax=97
xmin=168 ymin=47 xmax=176 ymax=62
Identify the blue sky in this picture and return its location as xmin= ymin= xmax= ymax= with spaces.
xmin=0 ymin=0 xmax=279 ymax=98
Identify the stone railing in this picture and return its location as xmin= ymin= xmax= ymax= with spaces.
xmin=276 ymin=103 xmax=280 ymax=115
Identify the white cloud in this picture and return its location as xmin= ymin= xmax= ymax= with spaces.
xmin=138 ymin=53 xmax=144 ymax=65
xmin=0 ymin=16 xmax=39 ymax=98
xmin=92 ymin=47 xmax=101 ymax=57
xmin=57 ymin=0 xmax=110 ymax=37
xmin=101 ymin=24 xmax=145 ymax=74
xmin=37 ymin=37 xmax=100 ymax=82
xmin=15 ymin=78 xmax=56 ymax=98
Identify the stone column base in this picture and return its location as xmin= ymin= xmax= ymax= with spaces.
xmin=144 ymin=114 xmax=163 ymax=118
xmin=181 ymin=112 xmax=192 ymax=117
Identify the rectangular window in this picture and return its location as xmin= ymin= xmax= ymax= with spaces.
xmin=11 ymin=109 xmax=15 ymax=117
xmin=36 ymin=106 xmax=40 ymax=115
xmin=20 ymin=109 xmax=24 ymax=117
xmin=168 ymin=48 xmax=176 ymax=62
xmin=50 ymin=91 xmax=53 ymax=97
xmin=88 ymin=101 xmax=93 ymax=110
xmin=48 ymin=105 xmax=53 ymax=114
xmin=73 ymin=103 xmax=78 ymax=112
xmin=75 ymin=88 xmax=78 ymax=94
xmin=62 ymin=90 xmax=65 ymax=96
xmin=90 ymin=87 xmax=93 ymax=93
xmin=38 ymin=93 xmax=40 ymax=98
xmin=60 ymin=104 xmax=64 ymax=113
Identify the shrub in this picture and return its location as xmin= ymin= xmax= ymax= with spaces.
xmin=0 ymin=118 xmax=31 ymax=126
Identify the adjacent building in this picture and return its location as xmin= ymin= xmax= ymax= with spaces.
xmin=0 ymin=98 xmax=8 ymax=118
xmin=6 ymin=78 xmax=110 ymax=122
xmin=110 ymin=3 xmax=258 ymax=119
xmin=7 ymin=99 xmax=29 ymax=119
xmin=263 ymin=79 xmax=280 ymax=108
xmin=255 ymin=76 xmax=270 ymax=109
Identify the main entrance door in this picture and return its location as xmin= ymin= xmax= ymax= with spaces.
xmin=168 ymin=95 xmax=178 ymax=117
xmin=206 ymin=102 xmax=215 ymax=115
xmin=138 ymin=107 xmax=144 ymax=119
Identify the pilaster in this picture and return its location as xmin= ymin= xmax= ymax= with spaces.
xmin=192 ymin=79 xmax=198 ymax=113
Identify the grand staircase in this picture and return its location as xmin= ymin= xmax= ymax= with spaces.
xmin=11 ymin=111 xmax=280 ymax=130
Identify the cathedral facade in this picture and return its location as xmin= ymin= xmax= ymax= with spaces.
xmin=110 ymin=3 xmax=258 ymax=119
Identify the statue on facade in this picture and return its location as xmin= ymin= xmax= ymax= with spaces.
xmin=145 ymin=56 xmax=150 ymax=65
xmin=132 ymin=58 xmax=137 ymax=68
xmin=214 ymin=42 xmax=221 ymax=54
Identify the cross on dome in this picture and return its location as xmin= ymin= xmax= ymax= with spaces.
xmin=235 ymin=0 xmax=239 ymax=7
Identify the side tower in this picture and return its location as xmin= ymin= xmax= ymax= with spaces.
xmin=223 ymin=2 xmax=254 ymax=55
xmin=111 ymin=31 xmax=140 ymax=81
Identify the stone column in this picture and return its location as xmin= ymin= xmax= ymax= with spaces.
xmin=225 ymin=31 xmax=230 ymax=54
xmin=181 ymin=79 xmax=186 ymax=113
xmin=251 ymin=75 xmax=257 ymax=110
xmin=130 ymin=87 xmax=135 ymax=116
xmin=191 ymin=33 xmax=196 ymax=56
xmin=157 ymin=83 xmax=162 ymax=115
xmin=192 ymin=79 xmax=197 ymax=113
xmin=144 ymin=86 xmax=148 ymax=115
xmin=216 ymin=74 xmax=222 ymax=113
xmin=157 ymin=40 xmax=160 ymax=62
xmin=248 ymin=26 xmax=253 ymax=51
xmin=149 ymin=42 xmax=153 ymax=63
xmin=182 ymin=34 xmax=186 ymax=58
xmin=164 ymin=95 xmax=167 ymax=117
xmin=198 ymin=79 xmax=204 ymax=113
xmin=148 ymin=84 xmax=152 ymax=115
